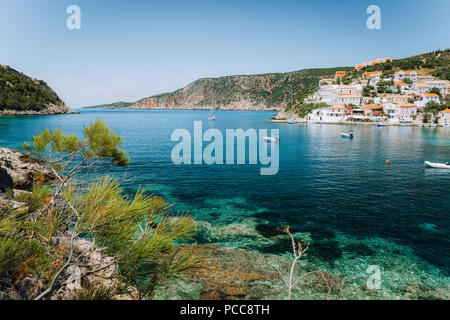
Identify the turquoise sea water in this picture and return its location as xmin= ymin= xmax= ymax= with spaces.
xmin=1 ymin=109 xmax=449 ymax=298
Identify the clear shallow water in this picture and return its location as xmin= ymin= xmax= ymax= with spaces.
xmin=1 ymin=110 xmax=449 ymax=296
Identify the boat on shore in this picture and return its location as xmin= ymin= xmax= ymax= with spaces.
xmin=424 ymin=161 xmax=450 ymax=169
xmin=340 ymin=133 xmax=354 ymax=139
xmin=286 ymin=119 xmax=295 ymax=124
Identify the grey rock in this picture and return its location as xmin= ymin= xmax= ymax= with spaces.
xmin=0 ymin=147 xmax=56 ymax=191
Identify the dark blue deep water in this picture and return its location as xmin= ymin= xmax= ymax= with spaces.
xmin=1 ymin=109 xmax=449 ymax=294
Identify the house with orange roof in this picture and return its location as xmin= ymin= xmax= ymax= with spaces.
xmin=423 ymin=80 xmax=450 ymax=95
xmin=412 ymin=83 xmax=431 ymax=93
xmin=438 ymin=109 xmax=450 ymax=126
xmin=421 ymin=93 xmax=440 ymax=104
xmin=399 ymin=104 xmax=417 ymax=121
xmin=394 ymin=70 xmax=418 ymax=82
xmin=335 ymin=71 xmax=347 ymax=80
xmin=334 ymin=93 xmax=361 ymax=105
xmin=363 ymin=104 xmax=384 ymax=119
xmin=362 ymin=71 xmax=381 ymax=85
xmin=362 ymin=71 xmax=381 ymax=79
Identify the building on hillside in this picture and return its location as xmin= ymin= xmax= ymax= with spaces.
xmin=354 ymin=57 xmax=392 ymax=71
xmin=438 ymin=109 xmax=450 ymax=126
xmin=362 ymin=71 xmax=381 ymax=80
xmin=419 ymin=93 xmax=440 ymax=106
xmin=319 ymin=78 xmax=335 ymax=87
xmin=306 ymin=106 xmax=346 ymax=123
xmin=424 ymin=80 xmax=450 ymax=95
xmin=383 ymin=94 xmax=413 ymax=105
xmin=335 ymin=71 xmax=347 ymax=80
xmin=334 ymin=93 xmax=361 ymax=105
xmin=359 ymin=79 xmax=369 ymax=87
xmin=362 ymin=96 xmax=383 ymax=105
xmin=335 ymin=85 xmax=357 ymax=94
xmin=418 ymin=75 xmax=437 ymax=82
xmin=393 ymin=81 xmax=409 ymax=93
xmin=383 ymin=103 xmax=401 ymax=123
xmin=394 ymin=70 xmax=418 ymax=82
xmin=346 ymin=109 xmax=365 ymax=121
xmin=412 ymin=83 xmax=431 ymax=93
xmin=399 ymin=104 xmax=417 ymax=121
xmin=363 ymin=104 xmax=384 ymax=120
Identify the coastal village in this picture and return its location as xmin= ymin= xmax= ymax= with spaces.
xmin=279 ymin=57 xmax=450 ymax=126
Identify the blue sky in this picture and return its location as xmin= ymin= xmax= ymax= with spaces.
xmin=0 ymin=0 xmax=449 ymax=107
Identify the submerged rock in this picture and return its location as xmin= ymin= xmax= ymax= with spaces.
xmin=402 ymin=282 xmax=450 ymax=300
xmin=0 ymin=147 xmax=56 ymax=191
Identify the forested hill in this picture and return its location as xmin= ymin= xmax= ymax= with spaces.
xmin=124 ymin=67 xmax=353 ymax=111
xmin=0 ymin=64 xmax=74 ymax=115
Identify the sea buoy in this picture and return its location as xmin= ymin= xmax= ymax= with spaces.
xmin=386 ymin=160 xmax=390 ymax=164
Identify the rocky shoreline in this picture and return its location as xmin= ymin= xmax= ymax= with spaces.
xmin=0 ymin=147 xmax=56 ymax=191
xmin=0 ymin=103 xmax=78 ymax=116
xmin=270 ymin=111 xmax=446 ymax=126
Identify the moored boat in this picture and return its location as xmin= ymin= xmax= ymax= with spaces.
xmin=340 ymin=133 xmax=354 ymax=139
xmin=286 ymin=119 xmax=295 ymax=124
xmin=424 ymin=161 xmax=450 ymax=169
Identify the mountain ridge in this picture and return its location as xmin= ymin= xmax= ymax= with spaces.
xmin=85 ymin=50 xmax=449 ymax=111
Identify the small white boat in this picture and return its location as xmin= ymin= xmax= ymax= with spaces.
xmin=377 ymin=123 xmax=386 ymax=127
xmin=263 ymin=136 xmax=279 ymax=142
xmin=340 ymin=133 xmax=354 ymax=139
xmin=208 ymin=115 xmax=216 ymax=121
xmin=424 ymin=161 xmax=450 ymax=169
xmin=286 ymin=119 xmax=295 ymax=124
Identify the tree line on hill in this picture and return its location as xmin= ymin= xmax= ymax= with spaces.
xmin=0 ymin=66 xmax=62 ymax=111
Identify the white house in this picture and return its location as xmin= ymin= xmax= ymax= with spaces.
xmin=307 ymin=106 xmax=346 ymax=123
xmin=421 ymin=93 xmax=440 ymax=104
xmin=424 ymin=80 xmax=450 ymax=95
xmin=412 ymin=83 xmax=431 ymax=93
xmin=394 ymin=70 xmax=418 ymax=82
xmin=335 ymin=85 xmax=357 ymax=94
xmin=382 ymin=103 xmax=400 ymax=123
xmin=333 ymin=93 xmax=361 ymax=105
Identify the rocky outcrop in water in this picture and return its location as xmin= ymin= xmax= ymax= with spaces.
xmin=0 ymin=147 xmax=56 ymax=191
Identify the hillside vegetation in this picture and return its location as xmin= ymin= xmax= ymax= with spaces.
xmin=127 ymin=67 xmax=353 ymax=111
xmin=358 ymin=49 xmax=450 ymax=80
xmin=0 ymin=65 xmax=67 ymax=113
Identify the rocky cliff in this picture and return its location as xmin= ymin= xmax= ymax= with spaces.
xmin=0 ymin=64 xmax=75 ymax=115
xmin=127 ymin=67 xmax=350 ymax=111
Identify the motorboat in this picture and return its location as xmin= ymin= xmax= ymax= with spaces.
xmin=424 ymin=161 xmax=450 ymax=169
xmin=340 ymin=133 xmax=354 ymax=139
